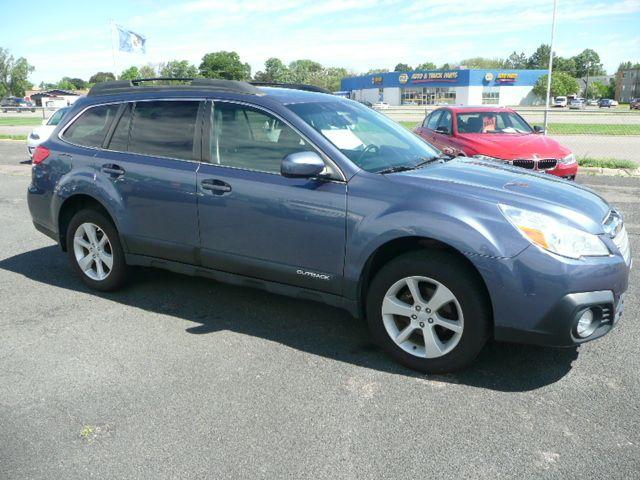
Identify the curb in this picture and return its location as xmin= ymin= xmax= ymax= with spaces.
xmin=580 ymin=166 xmax=640 ymax=177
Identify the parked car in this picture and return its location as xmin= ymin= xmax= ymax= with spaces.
xmin=372 ymin=102 xmax=390 ymax=110
xmin=553 ymin=96 xmax=568 ymax=107
xmin=358 ymin=100 xmax=373 ymax=108
xmin=415 ymin=106 xmax=578 ymax=179
xmin=587 ymin=99 xmax=599 ymax=106
xmin=1 ymin=96 xmax=36 ymax=113
xmin=629 ymin=98 xmax=640 ymax=110
xmin=569 ymin=98 xmax=586 ymax=109
xmin=27 ymin=79 xmax=630 ymax=373
xmin=599 ymin=99 xmax=619 ymax=108
xmin=27 ymin=107 xmax=71 ymax=158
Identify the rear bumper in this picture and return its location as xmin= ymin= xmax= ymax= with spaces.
xmin=469 ymin=244 xmax=630 ymax=347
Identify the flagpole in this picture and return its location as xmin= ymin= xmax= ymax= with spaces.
xmin=543 ymin=0 xmax=557 ymax=135
xmin=110 ymin=19 xmax=117 ymax=77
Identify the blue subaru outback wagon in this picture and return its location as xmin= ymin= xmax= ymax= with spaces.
xmin=27 ymin=79 xmax=631 ymax=372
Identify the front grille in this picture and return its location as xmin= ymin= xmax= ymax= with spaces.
xmin=511 ymin=159 xmax=557 ymax=170
xmin=537 ymin=159 xmax=558 ymax=170
xmin=512 ymin=159 xmax=535 ymax=169
xmin=613 ymin=225 xmax=631 ymax=265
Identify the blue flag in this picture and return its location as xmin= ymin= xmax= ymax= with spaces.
xmin=116 ymin=25 xmax=146 ymax=54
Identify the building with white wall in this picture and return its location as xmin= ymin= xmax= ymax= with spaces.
xmin=341 ymin=69 xmax=547 ymax=106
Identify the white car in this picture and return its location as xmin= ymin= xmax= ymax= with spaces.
xmin=372 ymin=102 xmax=390 ymax=110
xmin=553 ymin=96 xmax=568 ymax=107
xmin=27 ymin=107 xmax=71 ymax=158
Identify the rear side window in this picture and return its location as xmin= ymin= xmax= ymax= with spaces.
xmin=128 ymin=101 xmax=200 ymax=160
xmin=63 ymin=104 xmax=119 ymax=147
xmin=108 ymin=103 xmax=132 ymax=151
xmin=426 ymin=111 xmax=441 ymax=130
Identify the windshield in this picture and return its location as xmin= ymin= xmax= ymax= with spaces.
xmin=456 ymin=111 xmax=533 ymax=134
xmin=47 ymin=107 xmax=70 ymax=126
xmin=287 ymin=100 xmax=440 ymax=173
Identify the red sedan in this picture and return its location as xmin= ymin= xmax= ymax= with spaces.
xmin=415 ymin=106 xmax=578 ymax=179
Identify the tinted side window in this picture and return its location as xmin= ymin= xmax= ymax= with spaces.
xmin=212 ymin=103 xmax=314 ymax=173
xmin=63 ymin=104 xmax=119 ymax=147
xmin=108 ymin=103 xmax=132 ymax=151
xmin=426 ymin=111 xmax=441 ymax=130
xmin=129 ymin=101 xmax=200 ymax=160
xmin=437 ymin=110 xmax=452 ymax=132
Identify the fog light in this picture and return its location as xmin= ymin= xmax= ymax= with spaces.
xmin=576 ymin=309 xmax=598 ymax=338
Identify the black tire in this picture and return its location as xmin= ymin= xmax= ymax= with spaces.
xmin=66 ymin=209 xmax=127 ymax=291
xmin=365 ymin=250 xmax=490 ymax=373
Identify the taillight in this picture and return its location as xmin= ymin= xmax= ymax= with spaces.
xmin=32 ymin=145 xmax=50 ymax=165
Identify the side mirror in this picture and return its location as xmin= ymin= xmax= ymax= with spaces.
xmin=435 ymin=126 xmax=450 ymax=135
xmin=281 ymin=151 xmax=326 ymax=178
xmin=533 ymin=125 xmax=545 ymax=134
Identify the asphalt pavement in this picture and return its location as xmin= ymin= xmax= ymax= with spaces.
xmin=0 ymin=140 xmax=638 ymax=479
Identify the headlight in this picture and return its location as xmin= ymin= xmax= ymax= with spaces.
xmin=559 ymin=153 xmax=576 ymax=165
xmin=29 ymin=132 xmax=40 ymax=140
xmin=499 ymin=204 xmax=609 ymax=259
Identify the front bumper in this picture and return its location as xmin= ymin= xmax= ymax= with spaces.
xmin=469 ymin=243 xmax=630 ymax=347
xmin=547 ymin=161 xmax=578 ymax=179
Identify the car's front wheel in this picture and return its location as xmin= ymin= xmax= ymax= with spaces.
xmin=66 ymin=209 xmax=127 ymax=291
xmin=366 ymin=250 xmax=490 ymax=373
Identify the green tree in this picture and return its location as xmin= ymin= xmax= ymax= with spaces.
xmin=617 ymin=61 xmax=640 ymax=72
xmin=199 ymin=51 xmax=251 ymax=80
xmin=159 ymin=60 xmax=198 ymax=78
xmin=65 ymin=77 xmax=87 ymax=89
xmin=532 ymin=72 xmax=580 ymax=99
xmin=394 ymin=63 xmax=411 ymax=71
xmin=527 ymin=44 xmax=551 ymax=69
xmin=585 ymin=81 xmax=608 ymax=99
xmin=139 ymin=64 xmax=157 ymax=78
xmin=0 ymin=47 xmax=34 ymax=97
xmin=503 ymin=51 xmax=528 ymax=69
xmin=288 ymin=59 xmax=323 ymax=83
xmin=459 ymin=57 xmax=504 ymax=69
xmin=572 ymin=49 xmax=606 ymax=77
xmin=553 ymin=56 xmax=577 ymax=77
xmin=56 ymin=78 xmax=76 ymax=90
xmin=253 ymin=57 xmax=289 ymax=82
xmin=119 ymin=66 xmax=141 ymax=80
xmin=89 ymin=72 xmax=116 ymax=83
xmin=415 ymin=61 xmax=436 ymax=70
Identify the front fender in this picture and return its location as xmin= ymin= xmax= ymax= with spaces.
xmin=343 ymin=171 xmax=529 ymax=298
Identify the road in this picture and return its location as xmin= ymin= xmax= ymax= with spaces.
xmin=0 ymin=140 xmax=638 ymax=479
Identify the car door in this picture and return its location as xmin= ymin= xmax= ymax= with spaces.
xmin=196 ymin=100 xmax=347 ymax=295
xmin=432 ymin=109 xmax=455 ymax=152
xmin=418 ymin=109 xmax=442 ymax=148
xmin=97 ymin=99 xmax=203 ymax=264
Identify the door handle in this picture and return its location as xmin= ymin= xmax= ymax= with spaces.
xmin=201 ymin=179 xmax=232 ymax=194
xmin=101 ymin=164 xmax=125 ymax=176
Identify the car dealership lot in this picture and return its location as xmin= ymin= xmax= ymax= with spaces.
xmin=0 ymin=140 xmax=638 ymax=479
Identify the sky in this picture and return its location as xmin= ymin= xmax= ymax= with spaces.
xmin=2 ymin=0 xmax=639 ymax=85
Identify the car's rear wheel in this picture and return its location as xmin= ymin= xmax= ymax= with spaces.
xmin=366 ymin=250 xmax=490 ymax=373
xmin=66 ymin=209 xmax=127 ymax=291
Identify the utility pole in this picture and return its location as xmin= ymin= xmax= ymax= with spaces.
xmin=543 ymin=0 xmax=557 ymax=134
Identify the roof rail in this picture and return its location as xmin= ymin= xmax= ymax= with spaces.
xmin=88 ymin=78 xmax=261 ymax=96
xmin=250 ymin=82 xmax=332 ymax=94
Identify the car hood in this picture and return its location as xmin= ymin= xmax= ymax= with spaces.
xmin=389 ymin=157 xmax=610 ymax=234
xmin=456 ymin=133 xmax=571 ymax=160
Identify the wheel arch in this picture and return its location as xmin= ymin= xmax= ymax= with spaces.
xmin=356 ymin=236 xmax=494 ymax=331
xmin=57 ymin=194 xmax=119 ymax=252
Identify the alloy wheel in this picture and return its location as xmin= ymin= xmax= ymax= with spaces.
xmin=381 ymin=276 xmax=464 ymax=358
xmin=73 ymin=222 xmax=113 ymax=281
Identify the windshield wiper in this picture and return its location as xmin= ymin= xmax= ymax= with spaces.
xmin=377 ymin=165 xmax=417 ymax=174
xmin=377 ymin=155 xmax=449 ymax=175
